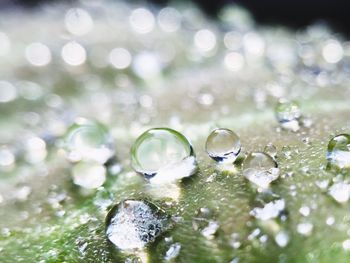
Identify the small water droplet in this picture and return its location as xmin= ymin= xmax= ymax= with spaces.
xmin=264 ymin=143 xmax=277 ymax=158
xmin=243 ymin=152 xmax=279 ymax=189
xmin=131 ymin=128 xmax=197 ymax=184
xmin=250 ymin=198 xmax=285 ymax=220
xmin=275 ymin=231 xmax=289 ymax=247
xmin=299 ymin=206 xmax=310 ymax=217
xmin=275 ymin=100 xmax=301 ymax=131
xmin=326 ymin=216 xmax=335 ymax=226
xmin=201 ymin=221 xmax=219 ymax=240
xmin=106 ymin=200 xmax=170 ymax=250
xmin=205 ymin=128 xmax=241 ymax=164
xmin=297 ymin=222 xmax=313 ymax=236
xmin=281 ymin=146 xmax=292 ymax=159
xmin=164 ymin=242 xmax=181 ymax=261
xmin=327 ymin=134 xmax=350 ymax=169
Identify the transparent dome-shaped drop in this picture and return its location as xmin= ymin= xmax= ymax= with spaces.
xmin=327 ymin=134 xmax=350 ymax=169
xmin=131 ymin=128 xmax=197 ymax=184
xmin=243 ymin=152 xmax=279 ymax=189
xmin=275 ymin=100 xmax=301 ymax=131
xmin=64 ymin=118 xmax=114 ymax=164
xmin=106 ymin=200 xmax=170 ymax=250
xmin=205 ymin=128 xmax=241 ymax=164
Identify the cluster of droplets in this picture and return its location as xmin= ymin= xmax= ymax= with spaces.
xmin=205 ymin=128 xmax=279 ymax=190
xmin=0 ymin=0 xmax=350 ymax=261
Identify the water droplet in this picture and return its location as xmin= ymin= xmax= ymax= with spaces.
xmin=164 ymin=242 xmax=181 ymax=261
xmin=64 ymin=119 xmax=114 ymax=164
xmin=328 ymin=182 xmax=350 ymax=203
xmin=299 ymin=206 xmax=310 ymax=217
xmin=131 ymin=128 xmax=197 ymax=184
xmin=243 ymin=152 xmax=279 ymax=189
xmin=275 ymin=231 xmax=289 ymax=247
xmin=201 ymin=221 xmax=219 ymax=240
xmin=264 ymin=143 xmax=277 ymax=158
xmin=275 ymin=100 xmax=301 ymax=131
xmin=106 ymin=200 xmax=169 ymax=250
xmin=342 ymin=239 xmax=350 ymax=251
xmin=297 ymin=222 xmax=313 ymax=236
xmin=326 ymin=216 xmax=335 ymax=226
xmin=205 ymin=128 xmax=241 ymax=164
xmin=250 ymin=199 xmax=285 ymax=220
xmin=327 ymin=134 xmax=350 ymax=169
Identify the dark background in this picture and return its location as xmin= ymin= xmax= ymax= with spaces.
xmin=2 ymin=0 xmax=350 ymax=37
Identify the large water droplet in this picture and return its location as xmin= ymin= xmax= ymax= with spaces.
xmin=131 ymin=128 xmax=197 ymax=184
xmin=243 ymin=152 xmax=279 ymax=189
xmin=205 ymin=128 xmax=241 ymax=164
xmin=327 ymin=134 xmax=350 ymax=169
xmin=64 ymin=118 xmax=114 ymax=164
xmin=275 ymin=100 xmax=301 ymax=131
xmin=106 ymin=200 xmax=170 ymax=250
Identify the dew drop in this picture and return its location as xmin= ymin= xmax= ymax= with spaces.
xmin=164 ymin=242 xmax=181 ymax=261
xmin=250 ymin=199 xmax=285 ymax=220
xmin=275 ymin=231 xmax=289 ymax=247
xmin=106 ymin=200 xmax=169 ymax=250
xmin=326 ymin=134 xmax=350 ymax=169
xmin=131 ymin=128 xmax=197 ymax=184
xmin=205 ymin=128 xmax=241 ymax=164
xmin=275 ymin=100 xmax=301 ymax=131
xmin=297 ymin=222 xmax=313 ymax=236
xmin=328 ymin=182 xmax=350 ymax=203
xmin=64 ymin=119 xmax=114 ymax=164
xmin=264 ymin=143 xmax=277 ymax=158
xmin=243 ymin=152 xmax=279 ymax=189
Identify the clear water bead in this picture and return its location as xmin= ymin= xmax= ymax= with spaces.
xmin=106 ymin=200 xmax=169 ymax=250
xmin=327 ymin=134 xmax=350 ymax=169
xmin=275 ymin=100 xmax=301 ymax=131
xmin=205 ymin=128 xmax=241 ymax=163
xmin=243 ymin=152 xmax=279 ymax=189
xmin=64 ymin=119 xmax=114 ymax=164
xmin=131 ymin=128 xmax=197 ymax=183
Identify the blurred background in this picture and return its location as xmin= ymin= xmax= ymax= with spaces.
xmin=3 ymin=0 xmax=350 ymax=36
